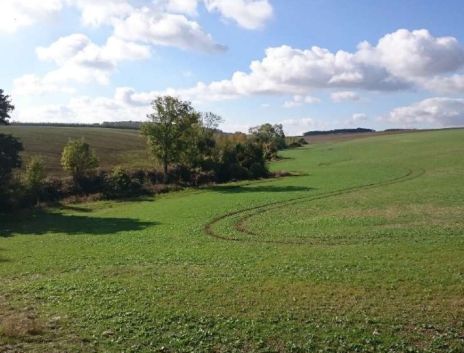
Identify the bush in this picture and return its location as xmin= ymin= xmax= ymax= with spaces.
xmin=104 ymin=167 xmax=142 ymax=199
xmin=286 ymin=137 xmax=308 ymax=148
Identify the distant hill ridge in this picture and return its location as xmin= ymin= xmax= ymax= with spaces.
xmin=303 ymin=128 xmax=376 ymax=136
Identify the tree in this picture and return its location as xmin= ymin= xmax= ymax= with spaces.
xmin=214 ymin=139 xmax=268 ymax=182
xmin=249 ymin=123 xmax=286 ymax=160
xmin=23 ymin=156 xmax=46 ymax=205
xmin=141 ymin=96 xmax=200 ymax=183
xmin=0 ymin=134 xmax=23 ymax=192
xmin=181 ymin=112 xmax=223 ymax=170
xmin=0 ymin=89 xmax=15 ymax=125
xmin=61 ymin=138 xmax=98 ymax=185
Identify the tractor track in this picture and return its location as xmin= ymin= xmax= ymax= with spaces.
xmin=204 ymin=168 xmax=425 ymax=245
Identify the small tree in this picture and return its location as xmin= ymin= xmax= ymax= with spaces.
xmin=23 ymin=156 xmax=46 ymax=205
xmin=249 ymin=123 xmax=286 ymax=160
xmin=0 ymin=90 xmax=22 ymax=208
xmin=0 ymin=89 xmax=15 ymax=125
xmin=141 ymin=96 xmax=200 ymax=183
xmin=0 ymin=134 xmax=23 ymax=192
xmin=61 ymin=138 xmax=98 ymax=186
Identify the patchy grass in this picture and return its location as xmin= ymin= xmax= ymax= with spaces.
xmin=1 ymin=129 xmax=463 ymax=352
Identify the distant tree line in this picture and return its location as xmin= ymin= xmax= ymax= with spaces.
xmin=303 ymin=128 xmax=375 ymax=136
xmin=10 ymin=121 xmax=143 ymax=130
xmin=0 ymin=94 xmax=302 ymax=212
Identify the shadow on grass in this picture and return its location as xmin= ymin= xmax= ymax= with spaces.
xmin=0 ymin=210 xmax=157 ymax=238
xmin=210 ymin=184 xmax=314 ymax=194
xmin=59 ymin=205 xmax=93 ymax=213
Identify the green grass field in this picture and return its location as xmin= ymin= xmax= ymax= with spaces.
xmin=0 ymin=126 xmax=152 ymax=175
xmin=1 ymin=129 xmax=463 ymax=352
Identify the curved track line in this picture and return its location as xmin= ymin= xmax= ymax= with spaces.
xmin=204 ymin=168 xmax=425 ymax=245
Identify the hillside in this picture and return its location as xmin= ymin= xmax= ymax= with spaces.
xmin=1 ymin=129 xmax=463 ymax=352
xmin=0 ymin=125 xmax=152 ymax=175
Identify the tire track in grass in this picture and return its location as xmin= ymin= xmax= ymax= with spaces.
xmin=204 ymin=168 xmax=425 ymax=245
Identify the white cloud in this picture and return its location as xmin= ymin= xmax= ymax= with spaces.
xmin=284 ymin=95 xmax=321 ymax=108
xmin=345 ymin=113 xmax=368 ymax=126
xmin=279 ymin=117 xmax=328 ymax=136
xmin=422 ymin=74 xmax=464 ymax=93
xmin=204 ymin=0 xmax=273 ymax=30
xmin=13 ymin=74 xmax=74 ymax=95
xmin=69 ymin=0 xmax=134 ymax=27
xmin=383 ymin=97 xmax=464 ymax=127
xmin=15 ymin=34 xmax=151 ymax=92
xmin=161 ymin=0 xmax=200 ymax=16
xmin=160 ymin=29 xmax=464 ymax=102
xmin=331 ymin=91 xmax=360 ymax=102
xmin=368 ymin=29 xmax=464 ymax=78
xmin=0 ymin=0 xmax=63 ymax=33
xmin=113 ymin=7 xmax=226 ymax=53
xmin=16 ymin=90 xmax=151 ymax=124
xmin=0 ymin=0 xmax=274 ymax=34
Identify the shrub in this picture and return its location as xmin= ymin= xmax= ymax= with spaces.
xmin=104 ymin=167 xmax=141 ymax=199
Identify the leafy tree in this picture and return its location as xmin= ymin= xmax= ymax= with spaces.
xmin=0 ymin=134 xmax=23 ymax=189
xmin=23 ymin=156 xmax=46 ymax=205
xmin=216 ymin=140 xmax=268 ymax=181
xmin=0 ymin=89 xmax=15 ymax=125
xmin=181 ymin=112 xmax=223 ymax=170
xmin=141 ymin=96 xmax=200 ymax=183
xmin=61 ymin=138 xmax=99 ymax=185
xmin=249 ymin=123 xmax=286 ymax=160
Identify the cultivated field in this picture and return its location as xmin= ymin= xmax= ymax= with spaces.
xmin=1 ymin=129 xmax=463 ymax=352
xmin=0 ymin=126 xmax=152 ymax=175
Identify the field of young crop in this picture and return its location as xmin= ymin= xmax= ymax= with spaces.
xmin=1 ymin=129 xmax=463 ymax=353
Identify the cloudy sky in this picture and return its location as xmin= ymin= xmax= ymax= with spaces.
xmin=2 ymin=0 xmax=464 ymax=134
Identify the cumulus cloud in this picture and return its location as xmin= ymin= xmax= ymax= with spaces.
xmin=204 ymin=0 xmax=273 ymax=30
xmin=0 ymin=0 xmax=63 ymax=33
xmin=113 ymin=7 xmax=226 ymax=53
xmin=160 ymin=0 xmax=200 ymax=16
xmin=158 ymin=29 xmax=464 ymax=102
xmin=283 ymin=95 xmax=321 ymax=108
xmin=422 ymin=74 xmax=464 ymax=93
xmin=0 ymin=0 xmax=274 ymax=33
xmin=331 ymin=91 xmax=360 ymax=102
xmin=13 ymin=74 xmax=74 ymax=95
xmin=14 ymin=34 xmax=150 ymax=94
xmin=40 ymin=34 xmax=150 ymax=84
xmin=70 ymin=0 xmax=134 ymax=27
xmin=0 ymin=0 xmax=132 ymax=32
xmin=369 ymin=29 xmax=464 ymax=78
xmin=383 ymin=97 xmax=464 ymax=127
xmin=345 ymin=113 xmax=368 ymax=126
xmin=16 ymin=90 xmax=151 ymax=124
xmin=279 ymin=117 xmax=329 ymax=136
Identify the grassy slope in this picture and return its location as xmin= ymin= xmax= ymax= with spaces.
xmin=0 ymin=126 xmax=152 ymax=175
xmin=0 ymin=129 xmax=463 ymax=352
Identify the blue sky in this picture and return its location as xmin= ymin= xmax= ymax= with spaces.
xmin=2 ymin=0 xmax=464 ymax=134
